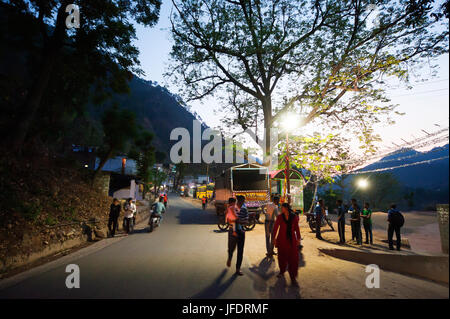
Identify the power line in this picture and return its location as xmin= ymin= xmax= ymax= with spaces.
xmin=327 ymin=127 xmax=449 ymax=166
xmin=347 ymin=155 xmax=449 ymax=175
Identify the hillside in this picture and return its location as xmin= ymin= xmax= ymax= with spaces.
xmin=360 ymin=144 xmax=449 ymax=189
xmin=89 ymin=77 xmax=209 ymax=157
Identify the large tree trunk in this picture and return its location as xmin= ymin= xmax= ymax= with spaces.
xmin=262 ymin=96 xmax=272 ymax=166
xmin=12 ymin=1 xmax=70 ymax=151
xmin=93 ymin=149 xmax=114 ymax=182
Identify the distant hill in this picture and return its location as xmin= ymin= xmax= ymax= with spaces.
xmin=90 ymin=77 xmax=209 ymax=157
xmin=360 ymin=144 xmax=449 ymax=189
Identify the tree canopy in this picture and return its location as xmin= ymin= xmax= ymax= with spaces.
xmin=169 ymin=0 xmax=448 ymax=162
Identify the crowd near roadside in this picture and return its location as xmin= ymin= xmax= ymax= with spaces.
xmin=223 ymin=195 xmax=406 ymax=287
xmin=107 ymin=193 xmax=169 ymax=237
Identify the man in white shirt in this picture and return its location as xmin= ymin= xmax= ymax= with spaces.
xmin=130 ymin=199 xmax=137 ymax=225
xmin=264 ymin=195 xmax=280 ymax=257
xmin=123 ymin=198 xmax=135 ymax=235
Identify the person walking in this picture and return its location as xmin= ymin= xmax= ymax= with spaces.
xmin=226 ymin=195 xmax=248 ymax=276
xmin=264 ymin=196 xmax=280 ymax=257
xmin=226 ymin=197 xmax=239 ymax=262
xmin=387 ymin=204 xmax=404 ymax=250
xmin=273 ymin=203 xmax=301 ymax=287
xmin=362 ymin=202 xmax=373 ymax=245
xmin=108 ymin=198 xmax=121 ymax=237
xmin=123 ymin=198 xmax=134 ymax=235
xmin=163 ymin=194 xmax=168 ymax=208
xmin=315 ymin=199 xmax=325 ymax=240
xmin=336 ymin=199 xmax=346 ymax=243
xmin=201 ymin=196 xmax=207 ymax=210
xmin=350 ymin=199 xmax=362 ymax=245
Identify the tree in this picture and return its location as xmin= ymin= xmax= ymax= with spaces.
xmin=279 ymin=132 xmax=352 ymax=212
xmin=129 ymin=131 xmax=156 ymax=199
xmin=93 ymin=106 xmax=139 ymax=181
xmin=169 ymin=0 xmax=448 ymax=161
xmin=5 ymin=0 xmax=161 ymax=151
xmin=173 ymin=161 xmax=187 ymax=190
xmin=150 ymin=168 xmax=168 ymax=199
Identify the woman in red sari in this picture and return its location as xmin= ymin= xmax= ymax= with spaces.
xmin=273 ymin=203 xmax=301 ymax=286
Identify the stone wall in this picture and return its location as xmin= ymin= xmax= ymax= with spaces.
xmin=94 ymin=172 xmax=111 ymax=197
xmin=437 ymin=204 xmax=449 ymax=254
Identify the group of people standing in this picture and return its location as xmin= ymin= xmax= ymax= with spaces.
xmin=333 ymin=198 xmax=373 ymax=245
xmin=108 ymin=197 xmax=137 ymax=237
xmin=226 ymin=195 xmax=301 ymax=287
xmin=225 ymin=195 xmax=406 ymax=286
xmin=335 ymin=199 xmax=404 ymax=250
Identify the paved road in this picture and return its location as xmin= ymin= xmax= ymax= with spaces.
xmin=1 ymin=195 xmax=448 ymax=299
xmin=0 ymin=195 xmax=259 ymax=298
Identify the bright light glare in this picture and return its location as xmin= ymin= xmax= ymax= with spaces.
xmin=357 ymin=179 xmax=369 ymax=189
xmin=282 ymin=113 xmax=300 ymax=131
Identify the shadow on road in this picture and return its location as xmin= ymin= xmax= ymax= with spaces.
xmin=177 ymin=209 xmax=218 ymax=225
xmin=190 ymin=269 xmax=237 ymax=298
xmin=268 ymin=276 xmax=301 ymax=299
xmin=246 ymin=254 xmax=305 ymax=298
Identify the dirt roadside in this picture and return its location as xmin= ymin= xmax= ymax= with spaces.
xmin=186 ymin=197 xmax=449 ymax=299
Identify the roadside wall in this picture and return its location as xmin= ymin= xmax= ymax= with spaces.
xmin=320 ymin=248 xmax=449 ymax=284
xmin=437 ymin=204 xmax=449 ymax=254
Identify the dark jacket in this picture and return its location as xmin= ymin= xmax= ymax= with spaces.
xmin=337 ymin=205 xmax=346 ymax=221
xmin=109 ymin=204 xmax=121 ymax=218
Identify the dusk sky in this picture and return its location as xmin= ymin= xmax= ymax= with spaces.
xmin=133 ymin=0 xmax=449 ymax=153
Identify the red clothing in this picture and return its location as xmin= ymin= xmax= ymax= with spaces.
xmin=225 ymin=205 xmax=238 ymax=227
xmin=273 ymin=213 xmax=301 ymax=280
xmin=164 ymin=195 xmax=168 ymax=203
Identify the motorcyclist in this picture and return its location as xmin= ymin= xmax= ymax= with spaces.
xmin=150 ymin=196 xmax=166 ymax=223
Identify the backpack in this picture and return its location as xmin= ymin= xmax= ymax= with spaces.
xmin=389 ymin=210 xmax=405 ymax=227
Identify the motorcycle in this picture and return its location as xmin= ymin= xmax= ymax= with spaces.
xmin=217 ymin=213 xmax=229 ymax=231
xmin=148 ymin=210 xmax=161 ymax=232
xmin=242 ymin=211 xmax=257 ymax=231
xmin=306 ymin=213 xmax=335 ymax=232
xmin=217 ymin=210 xmax=257 ymax=231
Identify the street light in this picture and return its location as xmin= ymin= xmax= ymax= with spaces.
xmin=356 ymin=178 xmax=369 ymax=205
xmin=281 ymin=113 xmax=300 ymax=204
xmin=357 ymin=178 xmax=369 ymax=189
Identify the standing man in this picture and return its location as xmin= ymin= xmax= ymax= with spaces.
xmin=336 ymin=199 xmax=346 ymax=243
xmin=387 ymin=204 xmax=404 ymax=250
xmin=315 ymin=199 xmax=325 ymax=240
xmin=123 ymin=198 xmax=134 ymax=235
xmin=227 ymin=195 xmax=248 ymax=276
xmin=362 ymin=202 xmax=373 ymax=245
xmin=350 ymin=199 xmax=362 ymax=245
xmin=130 ymin=199 xmax=137 ymax=227
xmin=108 ymin=198 xmax=121 ymax=237
xmin=264 ymin=196 xmax=280 ymax=257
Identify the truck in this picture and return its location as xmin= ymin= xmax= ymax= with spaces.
xmin=214 ymin=163 xmax=270 ymax=228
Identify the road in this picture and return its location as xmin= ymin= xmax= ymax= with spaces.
xmin=0 ymin=195 xmax=448 ymax=299
xmin=0 ymin=195 xmax=259 ymax=298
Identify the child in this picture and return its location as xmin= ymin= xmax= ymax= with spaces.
xmin=226 ymin=197 xmax=238 ymax=237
